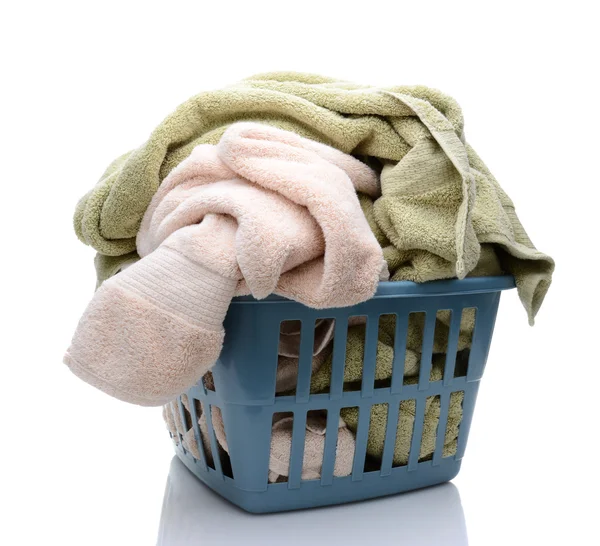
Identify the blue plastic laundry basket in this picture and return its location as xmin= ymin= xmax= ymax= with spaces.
xmin=172 ymin=276 xmax=515 ymax=513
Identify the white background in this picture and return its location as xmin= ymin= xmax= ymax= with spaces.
xmin=1 ymin=1 xmax=598 ymax=545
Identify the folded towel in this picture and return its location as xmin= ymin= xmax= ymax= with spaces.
xmin=79 ymin=73 xmax=553 ymax=323
xmin=65 ymin=123 xmax=385 ymax=406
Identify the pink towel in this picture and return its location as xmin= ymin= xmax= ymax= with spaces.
xmin=64 ymin=123 xmax=386 ymax=406
xmin=165 ymin=399 xmax=355 ymax=483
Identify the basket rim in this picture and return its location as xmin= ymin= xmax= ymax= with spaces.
xmin=231 ymin=275 xmax=516 ymax=304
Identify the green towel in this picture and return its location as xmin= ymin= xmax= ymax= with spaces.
xmin=94 ymin=251 xmax=138 ymax=287
xmin=308 ymin=310 xmax=480 ymax=465
xmin=75 ymin=72 xmax=553 ymax=323
xmin=342 ymin=367 xmax=464 ymax=467
xmin=76 ymin=73 xmax=465 ymax=256
xmin=360 ymin=140 xmax=553 ymax=324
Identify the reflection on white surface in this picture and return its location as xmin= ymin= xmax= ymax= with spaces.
xmin=157 ymin=456 xmax=468 ymax=546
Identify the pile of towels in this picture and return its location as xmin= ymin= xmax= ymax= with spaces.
xmin=65 ymin=72 xmax=554 ymax=480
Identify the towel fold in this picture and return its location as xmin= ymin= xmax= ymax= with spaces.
xmin=361 ymin=142 xmax=553 ymax=323
xmin=138 ymin=122 xmax=386 ymax=306
xmin=65 ymin=123 xmax=385 ymax=406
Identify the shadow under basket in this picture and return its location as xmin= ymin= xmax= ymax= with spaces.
xmin=171 ymin=276 xmax=515 ymax=513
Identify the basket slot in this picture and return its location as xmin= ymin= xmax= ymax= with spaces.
xmin=168 ymin=402 xmax=179 ymax=443
xmin=390 ymin=313 xmax=409 ymax=394
xmin=455 ymin=388 xmax=474 ymax=460
xmin=176 ymin=398 xmax=189 ymax=456
xmin=458 ymin=308 xmax=477 ymax=379
xmin=432 ymin=391 xmax=451 ymax=466
xmin=320 ymin=409 xmax=341 ymax=486
xmin=443 ymin=310 xmax=463 ymax=386
xmin=203 ymin=402 xmax=224 ymax=478
xmin=345 ymin=316 xmax=366 ymax=393
xmin=420 ymin=395 xmax=441 ymax=462
xmin=434 ymin=309 xmax=450 ymax=360
xmin=360 ymin=317 xmax=380 ymax=398
xmin=301 ymin=410 xmax=327 ymax=482
xmin=405 ymin=312 xmax=424 ymax=386
xmin=380 ymin=400 xmax=400 ymax=476
xmin=408 ymin=397 xmax=427 ymax=471
xmin=329 ymin=318 xmax=349 ymax=400
xmin=351 ymin=406 xmax=371 ymax=481
xmin=270 ymin=412 xmax=291 ymax=483
xmin=216 ymin=415 xmax=234 ymax=479
xmin=392 ymin=400 xmax=414 ymax=468
xmin=287 ymin=409 xmax=308 ymax=489
xmin=295 ymin=320 xmax=315 ymax=403
xmin=277 ymin=320 xmax=297 ymax=396
xmin=365 ymin=404 xmax=387 ymax=473
xmin=418 ymin=312 xmax=437 ymax=391
xmin=202 ymin=374 xmax=213 ymax=392
xmin=466 ymin=292 xmax=501 ymax=382
xmin=188 ymin=396 xmax=209 ymax=471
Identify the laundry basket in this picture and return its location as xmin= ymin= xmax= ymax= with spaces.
xmin=171 ymin=276 xmax=515 ymax=513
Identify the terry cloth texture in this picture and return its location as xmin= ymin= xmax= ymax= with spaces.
xmin=64 ymin=123 xmax=385 ymax=406
xmin=78 ymin=72 xmax=553 ymax=323
xmin=137 ymin=122 xmax=387 ymax=306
